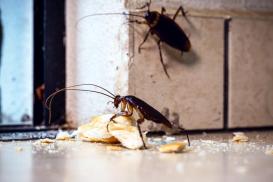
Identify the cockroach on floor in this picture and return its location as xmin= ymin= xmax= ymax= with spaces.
xmin=45 ymin=84 xmax=190 ymax=149
xmin=77 ymin=0 xmax=191 ymax=78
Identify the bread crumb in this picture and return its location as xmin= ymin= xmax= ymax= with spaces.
xmin=15 ymin=147 xmax=23 ymax=152
xmin=55 ymin=131 xmax=71 ymax=140
xmin=106 ymin=145 xmax=125 ymax=151
xmin=40 ymin=138 xmax=55 ymax=144
xmin=158 ymin=141 xmax=187 ymax=153
xmin=232 ymin=132 xmax=249 ymax=142
xmin=265 ymin=147 xmax=273 ymax=155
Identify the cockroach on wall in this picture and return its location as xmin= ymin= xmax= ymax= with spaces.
xmin=45 ymin=84 xmax=190 ymax=149
xmin=78 ymin=0 xmax=191 ymax=78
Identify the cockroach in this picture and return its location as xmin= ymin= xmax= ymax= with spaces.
xmin=77 ymin=0 xmax=191 ymax=78
xmin=45 ymin=83 xmax=190 ymax=149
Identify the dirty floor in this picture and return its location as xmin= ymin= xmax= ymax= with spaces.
xmin=0 ymin=131 xmax=273 ymax=182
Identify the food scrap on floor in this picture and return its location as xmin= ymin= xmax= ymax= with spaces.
xmin=158 ymin=141 xmax=187 ymax=153
xmin=106 ymin=145 xmax=125 ymax=151
xmin=15 ymin=146 xmax=23 ymax=152
xmin=77 ymin=113 xmax=145 ymax=149
xmin=39 ymin=138 xmax=55 ymax=144
xmin=55 ymin=130 xmax=72 ymax=140
xmin=265 ymin=146 xmax=273 ymax=155
xmin=232 ymin=132 xmax=249 ymax=142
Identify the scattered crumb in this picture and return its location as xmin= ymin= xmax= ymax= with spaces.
xmin=106 ymin=145 xmax=125 ymax=151
xmin=55 ymin=130 xmax=71 ymax=140
xmin=232 ymin=132 xmax=249 ymax=142
xmin=164 ymin=136 xmax=176 ymax=142
xmin=70 ymin=130 xmax=78 ymax=138
xmin=39 ymin=138 xmax=55 ymax=144
xmin=153 ymin=138 xmax=162 ymax=142
xmin=15 ymin=147 xmax=23 ymax=152
xmin=158 ymin=141 xmax=187 ymax=153
xmin=265 ymin=147 xmax=273 ymax=155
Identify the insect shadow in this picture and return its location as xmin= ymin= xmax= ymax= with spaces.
xmin=162 ymin=43 xmax=200 ymax=66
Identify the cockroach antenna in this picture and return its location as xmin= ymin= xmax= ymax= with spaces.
xmin=76 ymin=12 xmax=145 ymax=29
xmin=45 ymin=83 xmax=115 ymax=109
xmin=45 ymin=85 xmax=116 ymax=124
xmin=65 ymin=83 xmax=116 ymax=97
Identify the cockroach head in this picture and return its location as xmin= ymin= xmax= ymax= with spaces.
xmin=114 ymin=95 xmax=122 ymax=108
xmin=144 ymin=11 xmax=158 ymax=25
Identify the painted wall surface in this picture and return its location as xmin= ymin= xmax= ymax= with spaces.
xmin=127 ymin=0 xmax=273 ymax=12
xmin=0 ymin=0 xmax=33 ymax=124
xmin=66 ymin=0 xmax=129 ymax=125
xmin=129 ymin=16 xmax=224 ymax=130
xmin=66 ymin=0 xmax=273 ymax=129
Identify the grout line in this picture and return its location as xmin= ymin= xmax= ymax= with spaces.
xmin=223 ymin=18 xmax=231 ymax=130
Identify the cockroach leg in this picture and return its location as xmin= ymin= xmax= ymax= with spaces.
xmin=173 ymin=6 xmax=187 ymax=20
xmin=136 ymin=0 xmax=151 ymax=10
xmin=138 ymin=29 xmax=151 ymax=53
xmin=137 ymin=119 xmax=147 ymax=149
xmin=135 ymin=108 xmax=147 ymax=149
xmin=106 ymin=113 xmax=119 ymax=132
xmin=107 ymin=101 xmax=114 ymax=105
xmin=161 ymin=7 xmax=166 ymax=14
xmin=106 ymin=114 xmax=118 ymax=132
xmin=107 ymin=107 xmax=133 ymax=132
xmin=127 ymin=18 xmax=149 ymax=54
xmin=173 ymin=6 xmax=191 ymax=26
xmin=128 ymin=19 xmax=151 ymax=53
xmin=136 ymin=3 xmax=148 ymax=10
xmin=157 ymin=40 xmax=170 ymax=78
xmin=106 ymin=120 xmax=113 ymax=133
xmin=178 ymin=126 xmax=191 ymax=146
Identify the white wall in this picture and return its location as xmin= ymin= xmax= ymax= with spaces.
xmin=66 ymin=0 xmax=129 ymax=125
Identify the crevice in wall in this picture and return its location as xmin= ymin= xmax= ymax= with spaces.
xmin=223 ymin=18 xmax=231 ymax=129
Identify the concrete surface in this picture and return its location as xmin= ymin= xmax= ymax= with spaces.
xmin=127 ymin=0 xmax=273 ymax=12
xmin=229 ymin=18 xmax=273 ymax=128
xmin=129 ymin=16 xmax=224 ymax=130
xmin=0 ymin=131 xmax=273 ymax=182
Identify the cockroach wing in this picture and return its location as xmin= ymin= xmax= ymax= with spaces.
xmin=125 ymin=95 xmax=173 ymax=128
